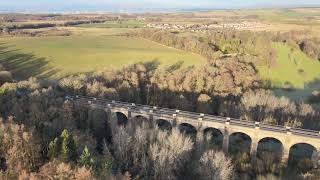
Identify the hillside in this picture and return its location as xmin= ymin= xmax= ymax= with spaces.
xmin=258 ymin=42 xmax=320 ymax=101
xmin=258 ymin=42 xmax=320 ymax=89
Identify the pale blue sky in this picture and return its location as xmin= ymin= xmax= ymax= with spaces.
xmin=1 ymin=0 xmax=320 ymax=12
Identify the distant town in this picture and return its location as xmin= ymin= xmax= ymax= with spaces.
xmin=146 ymin=21 xmax=270 ymax=31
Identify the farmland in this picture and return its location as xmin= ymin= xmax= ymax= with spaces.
xmin=0 ymin=35 xmax=205 ymax=80
xmin=75 ymin=20 xmax=145 ymax=28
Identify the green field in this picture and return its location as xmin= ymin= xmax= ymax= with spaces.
xmin=258 ymin=43 xmax=320 ymax=89
xmin=76 ymin=20 xmax=145 ymax=28
xmin=204 ymin=9 xmax=320 ymax=22
xmin=0 ymin=35 xmax=205 ymax=79
xmin=258 ymin=43 xmax=320 ymax=101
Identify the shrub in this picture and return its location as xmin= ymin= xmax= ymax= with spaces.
xmin=0 ymin=71 xmax=13 ymax=84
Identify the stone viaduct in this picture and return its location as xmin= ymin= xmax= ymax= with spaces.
xmin=69 ymin=95 xmax=320 ymax=164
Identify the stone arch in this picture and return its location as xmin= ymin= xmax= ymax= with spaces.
xmin=203 ymin=127 xmax=224 ymax=150
xmin=229 ymin=132 xmax=252 ymax=156
xmin=178 ymin=123 xmax=197 ymax=140
xmin=156 ymin=119 xmax=172 ymax=131
xmin=256 ymin=137 xmax=283 ymax=165
xmin=133 ymin=114 xmax=149 ymax=121
xmin=116 ymin=112 xmax=128 ymax=126
xmin=132 ymin=115 xmax=152 ymax=128
xmin=288 ymin=143 xmax=317 ymax=170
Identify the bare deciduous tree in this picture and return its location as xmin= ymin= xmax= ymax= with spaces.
xmin=150 ymin=128 xmax=193 ymax=179
xmin=112 ymin=127 xmax=132 ymax=169
xmin=198 ymin=151 xmax=234 ymax=180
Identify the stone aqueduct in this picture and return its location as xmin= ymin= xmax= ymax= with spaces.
xmin=69 ymin=95 xmax=320 ymax=164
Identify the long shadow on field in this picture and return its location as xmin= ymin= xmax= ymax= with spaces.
xmin=0 ymin=43 xmax=59 ymax=80
xmin=272 ymin=78 xmax=320 ymax=104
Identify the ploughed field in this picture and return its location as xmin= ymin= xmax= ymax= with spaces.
xmin=0 ymin=35 xmax=205 ymax=79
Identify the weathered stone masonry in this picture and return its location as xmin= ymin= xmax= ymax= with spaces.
xmin=69 ymin=95 xmax=320 ymax=164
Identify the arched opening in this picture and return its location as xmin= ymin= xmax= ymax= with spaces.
xmin=178 ymin=123 xmax=197 ymax=140
xmin=156 ymin=119 xmax=172 ymax=131
xmin=116 ymin=112 xmax=128 ymax=126
xmin=132 ymin=115 xmax=152 ymax=128
xmin=203 ymin=128 xmax=223 ymax=150
xmin=256 ymin=137 xmax=283 ymax=174
xmin=229 ymin=132 xmax=252 ymax=156
xmin=0 ymin=157 xmax=6 ymax=171
xmin=229 ymin=132 xmax=252 ymax=172
xmin=288 ymin=143 xmax=316 ymax=172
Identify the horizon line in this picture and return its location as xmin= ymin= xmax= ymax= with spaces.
xmin=1 ymin=4 xmax=320 ymax=14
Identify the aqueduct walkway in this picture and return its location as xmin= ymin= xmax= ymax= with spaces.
xmin=68 ymin=95 xmax=320 ymax=164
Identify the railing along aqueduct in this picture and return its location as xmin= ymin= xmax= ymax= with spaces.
xmin=67 ymin=95 xmax=320 ymax=164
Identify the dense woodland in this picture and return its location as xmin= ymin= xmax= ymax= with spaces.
xmin=1 ymin=59 xmax=320 ymax=179
xmin=133 ymin=29 xmax=320 ymax=63
xmin=133 ymin=29 xmax=277 ymax=65
xmin=1 ymin=19 xmax=320 ymax=179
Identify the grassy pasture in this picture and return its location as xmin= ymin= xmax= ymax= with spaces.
xmin=258 ymin=43 xmax=320 ymax=101
xmin=258 ymin=43 xmax=320 ymax=89
xmin=62 ymin=27 xmax=136 ymax=36
xmin=0 ymin=35 xmax=205 ymax=80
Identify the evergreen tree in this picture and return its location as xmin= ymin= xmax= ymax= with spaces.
xmin=48 ymin=137 xmax=61 ymax=160
xmin=79 ymin=146 xmax=94 ymax=168
xmin=60 ymin=129 xmax=78 ymax=162
xmin=100 ymin=141 xmax=113 ymax=171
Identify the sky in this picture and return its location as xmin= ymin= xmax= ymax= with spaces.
xmin=1 ymin=0 xmax=320 ymax=12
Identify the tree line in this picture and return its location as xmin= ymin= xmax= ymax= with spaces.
xmin=59 ymin=62 xmax=320 ymax=130
xmin=131 ymin=29 xmax=320 ymax=79
xmin=272 ymin=30 xmax=320 ymax=61
xmin=131 ymin=29 xmax=277 ymax=67
xmin=0 ymin=19 xmax=113 ymax=36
